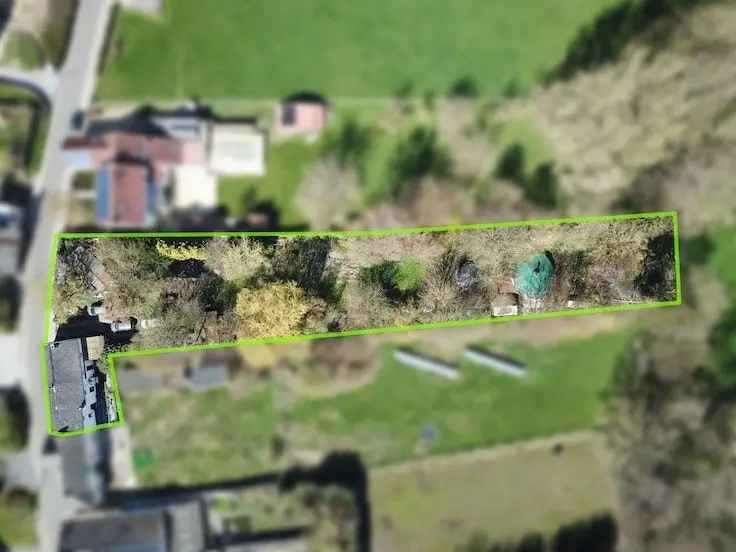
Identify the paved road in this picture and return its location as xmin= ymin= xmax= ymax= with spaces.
xmin=10 ymin=1 xmax=114 ymax=550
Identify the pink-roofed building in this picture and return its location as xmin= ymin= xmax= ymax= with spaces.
xmin=274 ymin=95 xmax=329 ymax=140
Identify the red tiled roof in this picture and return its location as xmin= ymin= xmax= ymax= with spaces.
xmin=108 ymin=162 xmax=149 ymax=226
xmin=62 ymin=136 xmax=108 ymax=150
xmin=107 ymin=132 xmax=184 ymax=164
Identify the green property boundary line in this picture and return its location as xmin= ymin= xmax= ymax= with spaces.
xmin=42 ymin=210 xmax=682 ymax=438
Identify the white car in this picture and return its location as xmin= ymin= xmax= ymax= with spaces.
xmin=110 ymin=319 xmax=133 ymax=333
xmin=138 ymin=319 xmax=161 ymax=330
xmin=87 ymin=303 xmax=106 ymax=317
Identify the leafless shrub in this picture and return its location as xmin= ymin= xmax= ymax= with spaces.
xmin=297 ymin=159 xmax=362 ymax=230
xmin=205 ymin=237 xmax=268 ymax=283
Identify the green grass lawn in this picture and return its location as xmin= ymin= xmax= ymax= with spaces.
xmin=371 ymin=435 xmax=616 ymax=551
xmin=127 ymin=328 xmax=632 ymax=486
xmin=98 ymin=0 xmax=619 ymax=100
xmin=709 ymin=227 xmax=736 ymax=297
xmin=217 ymin=139 xmax=318 ymax=227
xmin=492 ymin=118 xmax=555 ymax=172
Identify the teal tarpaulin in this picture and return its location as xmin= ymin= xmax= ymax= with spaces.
xmin=515 ymin=254 xmax=554 ymax=298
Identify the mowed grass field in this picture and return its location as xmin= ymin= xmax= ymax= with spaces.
xmin=98 ymin=0 xmax=619 ymax=100
xmin=126 ymin=328 xmax=632 ymax=486
xmin=371 ymin=434 xmax=617 ymax=552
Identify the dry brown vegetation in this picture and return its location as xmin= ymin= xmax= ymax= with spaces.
xmin=53 ymin=216 xmax=676 ymax=349
xmin=608 ymin=333 xmax=736 ymax=552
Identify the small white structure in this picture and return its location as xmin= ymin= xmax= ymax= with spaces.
xmin=462 ymin=348 xmax=527 ymax=378
xmin=394 ymin=349 xmax=460 ymax=380
xmin=209 ymin=123 xmax=266 ymax=176
xmin=174 ymin=166 xmax=217 ymax=209
xmin=491 ymin=292 xmax=520 ymax=317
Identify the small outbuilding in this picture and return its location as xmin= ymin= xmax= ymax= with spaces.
xmin=275 ymin=93 xmax=329 ymax=140
xmin=462 ymin=347 xmax=527 ymax=378
xmin=209 ymin=123 xmax=266 ymax=176
xmin=393 ymin=349 xmax=460 ymax=380
xmin=491 ymin=292 xmax=520 ymax=317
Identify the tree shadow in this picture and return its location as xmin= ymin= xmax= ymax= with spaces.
xmin=105 ymin=451 xmax=371 ymax=552
xmin=550 ymin=0 xmax=713 ymax=81
xmin=281 ymin=451 xmax=371 ymax=552
xmin=463 ymin=512 xmax=617 ymax=552
xmin=634 ymin=231 xmax=676 ymax=301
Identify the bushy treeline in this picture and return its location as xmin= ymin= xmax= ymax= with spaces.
xmin=551 ymin=0 xmax=715 ymax=80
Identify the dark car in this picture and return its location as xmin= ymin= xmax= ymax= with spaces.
xmin=70 ymin=109 xmax=86 ymax=131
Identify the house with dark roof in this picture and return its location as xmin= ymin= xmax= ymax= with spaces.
xmin=46 ymin=338 xmax=110 ymax=433
xmin=59 ymin=510 xmax=168 ymax=552
xmin=58 ymin=431 xmax=110 ymax=506
xmin=59 ymin=499 xmax=208 ymax=552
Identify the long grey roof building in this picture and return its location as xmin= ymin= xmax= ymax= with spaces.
xmin=46 ymin=338 xmax=108 ymax=432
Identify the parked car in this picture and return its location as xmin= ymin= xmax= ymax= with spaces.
xmin=87 ymin=303 xmax=106 ymax=317
xmin=70 ymin=109 xmax=86 ymax=131
xmin=110 ymin=319 xmax=133 ymax=333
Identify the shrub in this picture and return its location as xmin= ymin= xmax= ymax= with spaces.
xmin=0 ymin=277 xmax=20 ymax=331
xmin=494 ymin=143 xmax=526 ymax=184
xmin=297 ymin=160 xmax=361 ymax=230
xmin=502 ymin=78 xmax=523 ymax=99
xmin=393 ymin=259 xmax=426 ymax=293
xmin=526 ymin=162 xmax=560 ymax=208
xmin=634 ymin=232 xmax=676 ymax=301
xmin=205 ymin=237 xmax=268 ymax=283
xmin=387 ymin=126 xmax=451 ymax=199
xmin=273 ymin=237 xmax=338 ymax=299
xmin=155 ymin=241 xmax=207 ymax=261
xmin=321 ymin=117 xmax=372 ymax=168
xmin=361 ymin=258 xmax=426 ymax=300
xmin=0 ymin=390 xmax=27 ymax=452
xmin=449 ymin=75 xmax=479 ymax=98
xmin=2 ymin=31 xmax=45 ymax=70
xmin=53 ymin=272 xmax=96 ymax=323
xmin=235 ymin=281 xmax=313 ymax=339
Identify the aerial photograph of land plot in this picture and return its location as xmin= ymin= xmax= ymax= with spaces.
xmin=1 ymin=0 xmax=736 ymax=551
xmin=49 ymin=214 xmax=679 ymax=353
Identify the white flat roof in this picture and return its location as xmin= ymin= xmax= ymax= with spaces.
xmin=209 ymin=124 xmax=266 ymax=176
xmin=174 ymin=166 xmax=217 ymax=209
